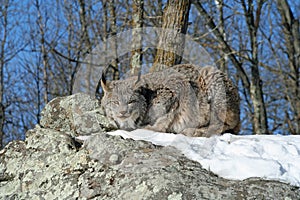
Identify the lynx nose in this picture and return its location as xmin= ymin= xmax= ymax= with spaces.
xmin=119 ymin=110 xmax=127 ymax=116
xmin=118 ymin=108 xmax=129 ymax=118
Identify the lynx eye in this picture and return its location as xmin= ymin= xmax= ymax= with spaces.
xmin=110 ymin=100 xmax=119 ymax=105
xmin=128 ymin=99 xmax=137 ymax=105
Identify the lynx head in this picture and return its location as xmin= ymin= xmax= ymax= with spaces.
xmin=100 ymin=74 xmax=148 ymax=131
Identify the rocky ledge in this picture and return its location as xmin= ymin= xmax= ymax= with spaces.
xmin=0 ymin=93 xmax=299 ymax=199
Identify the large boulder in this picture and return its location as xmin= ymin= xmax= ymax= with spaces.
xmin=0 ymin=93 xmax=299 ymax=199
xmin=40 ymin=93 xmax=117 ymax=136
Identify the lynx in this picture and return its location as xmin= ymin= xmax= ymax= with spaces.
xmin=100 ymin=64 xmax=240 ymax=137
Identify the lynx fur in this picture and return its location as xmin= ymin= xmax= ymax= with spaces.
xmin=101 ymin=64 xmax=240 ymax=137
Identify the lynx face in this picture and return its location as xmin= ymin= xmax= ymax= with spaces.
xmin=101 ymin=80 xmax=147 ymax=131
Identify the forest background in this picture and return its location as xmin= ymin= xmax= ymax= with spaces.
xmin=0 ymin=0 xmax=299 ymax=148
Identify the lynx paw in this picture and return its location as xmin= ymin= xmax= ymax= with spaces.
xmin=181 ymin=128 xmax=214 ymax=137
xmin=181 ymin=128 xmax=203 ymax=137
xmin=144 ymin=125 xmax=166 ymax=133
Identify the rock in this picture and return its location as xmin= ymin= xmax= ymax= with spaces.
xmin=0 ymin=93 xmax=299 ymax=199
xmin=40 ymin=93 xmax=117 ymax=137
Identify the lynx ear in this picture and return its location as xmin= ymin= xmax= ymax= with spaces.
xmin=100 ymin=66 xmax=111 ymax=93
xmin=101 ymin=80 xmax=110 ymax=93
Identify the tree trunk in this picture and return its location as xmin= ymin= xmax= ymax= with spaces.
xmin=36 ymin=0 xmax=49 ymax=104
xmin=250 ymin=73 xmax=268 ymax=134
xmin=66 ymin=2 xmax=76 ymax=95
xmin=215 ymin=0 xmax=228 ymax=74
xmin=0 ymin=2 xmax=8 ymax=148
xmin=79 ymin=0 xmax=94 ymax=95
xmin=0 ymin=55 xmax=3 ymax=149
xmin=150 ymin=0 xmax=191 ymax=72
xmin=107 ymin=0 xmax=119 ymax=80
xmin=130 ymin=0 xmax=144 ymax=76
xmin=79 ymin=0 xmax=91 ymax=51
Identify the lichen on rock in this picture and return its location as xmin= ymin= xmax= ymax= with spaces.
xmin=0 ymin=94 xmax=299 ymax=199
xmin=40 ymin=93 xmax=117 ymax=137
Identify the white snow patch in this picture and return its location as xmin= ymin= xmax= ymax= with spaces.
xmin=108 ymin=129 xmax=300 ymax=187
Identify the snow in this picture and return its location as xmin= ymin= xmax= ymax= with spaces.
xmin=108 ymin=129 xmax=300 ymax=187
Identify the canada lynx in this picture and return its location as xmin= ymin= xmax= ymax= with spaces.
xmin=101 ymin=64 xmax=240 ymax=137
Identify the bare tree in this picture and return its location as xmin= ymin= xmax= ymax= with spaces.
xmin=192 ymin=0 xmax=269 ymax=134
xmin=276 ymin=0 xmax=300 ymax=134
xmin=0 ymin=0 xmax=26 ymax=149
xmin=241 ymin=0 xmax=268 ymax=134
xmin=0 ymin=1 xmax=8 ymax=148
xmin=35 ymin=0 xmax=50 ymax=104
xmin=0 ymin=0 xmax=26 ymax=147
